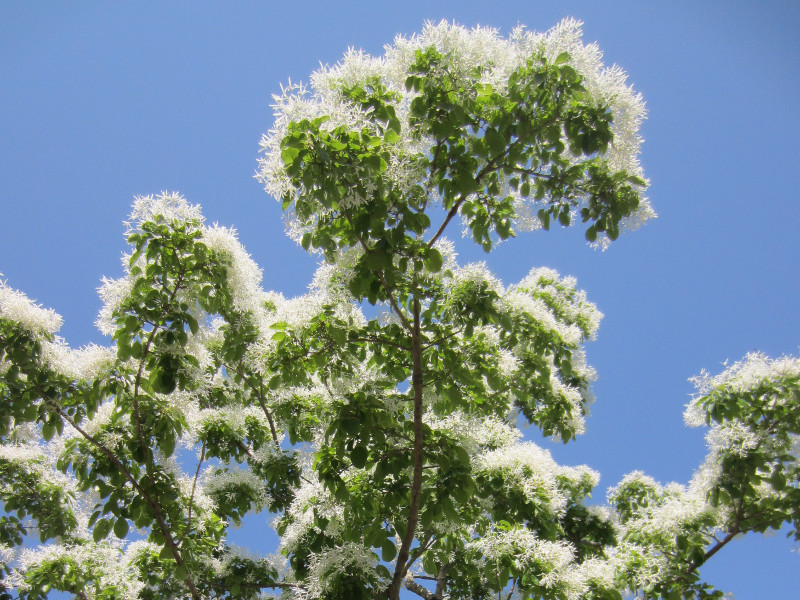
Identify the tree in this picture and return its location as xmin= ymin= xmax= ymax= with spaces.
xmin=0 ymin=19 xmax=797 ymax=600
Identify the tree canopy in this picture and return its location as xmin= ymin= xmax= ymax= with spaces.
xmin=0 ymin=19 xmax=797 ymax=600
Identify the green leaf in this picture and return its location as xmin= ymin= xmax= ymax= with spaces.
xmin=484 ymin=127 xmax=505 ymax=156
xmin=160 ymin=434 xmax=176 ymax=458
xmin=117 ymin=342 xmax=131 ymax=362
xmin=422 ymin=552 xmax=437 ymax=575
xmin=280 ymin=146 xmax=300 ymax=166
xmin=93 ymin=518 xmax=112 ymax=543
xmin=770 ymin=470 xmax=787 ymax=491
xmin=424 ymin=248 xmax=443 ymax=273
xmin=113 ymin=517 xmax=129 ymax=539
xmin=381 ymin=539 xmax=397 ymax=562
xmin=555 ymin=51 xmax=571 ymax=64
xmin=538 ymin=209 xmax=551 ymax=230
xmin=376 ymin=564 xmax=392 ymax=579
xmin=150 ymin=368 xmax=177 ymax=395
xmin=351 ymin=445 xmax=368 ymax=469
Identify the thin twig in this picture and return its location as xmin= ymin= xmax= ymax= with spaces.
xmin=178 ymin=440 xmax=206 ymax=547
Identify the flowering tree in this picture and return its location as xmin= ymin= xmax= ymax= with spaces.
xmin=0 ymin=20 xmax=798 ymax=600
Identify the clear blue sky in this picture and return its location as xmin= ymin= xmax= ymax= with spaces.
xmin=1 ymin=2 xmax=798 ymax=597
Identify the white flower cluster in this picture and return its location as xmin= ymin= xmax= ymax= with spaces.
xmin=278 ymin=474 xmax=343 ymax=555
xmin=127 ymin=191 xmax=204 ymax=233
xmin=42 ymin=340 xmax=115 ymax=381
xmin=97 ymin=194 xmax=205 ymax=338
xmin=605 ymin=470 xmax=725 ymax=594
xmin=471 ymin=528 xmax=579 ymax=595
xmin=513 ymin=267 xmax=603 ymax=340
xmin=6 ymin=542 xmax=145 ymax=600
xmin=96 ymin=273 xmax=134 ymax=336
xmin=477 ymin=441 xmax=599 ymax=517
xmin=0 ymin=277 xmax=62 ymax=335
xmin=0 ymin=276 xmax=115 ymax=383
xmin=426 ymin=410 xmax=521 ymax=455
xmin=688 ymin=351 xmax=800 ymax=398
xmin=304 ymin=542 xmax=380 ymax=599
xmin=191 ymin=405 xmax=271 ymax=441
xmin=448 ymin=261 xmax=504 ymax=296
xmin=203 ymin=467 xmax=271 ymax=513
xmin=682 ymin=352 xmax=800 ymax=496
xmin=203 ymin=224 xmax=266 ymax=315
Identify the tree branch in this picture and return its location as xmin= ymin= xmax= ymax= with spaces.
xmin=404 ymin=572 xmax=440 ymax=600
xmin=389 ymin=297 xmax=426 ymax=600
xmin=178 ymin=440 xmax=206 ymax=547
xmin=233 ymin=363 xmax=282 ymax=453
xmin=685 ymin=492 xmax=746 ymax=577
xmin=351 ymin=335 xmax=413 ymax=351
xmin=427 ymin=138 xmax=524 ymax=249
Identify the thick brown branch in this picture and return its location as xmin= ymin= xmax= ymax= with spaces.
xmin=427 ymin=194 xmax=466 ymax=249
xmin=261 ymin=397 xmax=281 ymax=451
xmin=404 ymin=573 xmax=439 ymax=600
xmin=132 ymin=324 xmax=160 ymax=457
xmin=231 ymin=364 xmax=282 ymax=454
xmin=389 ymin=297 xmax=425 ymax=600
xmin=435 ymin=562 xmax=451 ymax=598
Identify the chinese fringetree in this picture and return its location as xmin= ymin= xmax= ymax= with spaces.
xmin=0 ymin=20 xmax=797 ymax=600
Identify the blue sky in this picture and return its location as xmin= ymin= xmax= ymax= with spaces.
xmin=1 ymin=1 xmax=798 ymax=597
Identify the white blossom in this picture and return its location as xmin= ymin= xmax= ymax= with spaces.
xmin=688 ymin=351 xmax=800 ymax=397
xmin=203 ymin=223 xmax=266 ymax=315
xmin=471 ymin=527 xmax=576 ymax=587
xmin=305 ymin=542 xmax=381 ymax=599
xmin=127 ymin=191 xmax=204 ymax=232
xmin=203 ymin=468 xmax=271 ymax=513
xmin=427 ymin=410 xmax=521 ymax=455
xmin=96 ymin=271 xmax=135 ymax=337
xmin=477 ymin=441 xmax=598 ymax=516
xmin=41 ymin=339 xmax=114 ymax=381
xmin=0 ymin=278 xmax=62 ymax=335
xmin=514 ymin=267 xmax=603 ymax=340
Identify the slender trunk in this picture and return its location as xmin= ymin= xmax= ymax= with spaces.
xmin=388 ymin=297 xmax=425 ymax=600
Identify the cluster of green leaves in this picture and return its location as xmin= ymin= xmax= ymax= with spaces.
xmin=404 ymin=46 xmax=644 ymax=246
xmin=0 ymin=317 xmax=105 ymax=444
xmin=608 ymin=477 xmax=725 ymax=600
xmin=695 ymin=368 xmax=800 ymax=541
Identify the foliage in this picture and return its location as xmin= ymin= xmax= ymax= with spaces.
xmin=0 ymin=19 xmax=797 ymax=600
